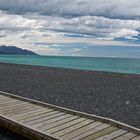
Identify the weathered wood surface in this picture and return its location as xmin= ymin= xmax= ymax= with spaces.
xmin=0 ymin=91 xmax=140 ymax=140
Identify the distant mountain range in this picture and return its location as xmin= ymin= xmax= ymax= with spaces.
xmin=0 ymin=45 xmax=37 ymax=55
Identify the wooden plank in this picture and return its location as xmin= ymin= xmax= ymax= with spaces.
xmin=12 ymin=108 xmax=47 ymax=120
xmin=0 ymin=94 xmax=7 ymax=98
xmin=25 ymin=111 xmax=65 ymax=125
xmin=1 ymin=106 xmax=33 ymax=117
xmin=42 ymin=116 xmax=81 ymax=132
xmin=17 ymin=109 xmax=53 ymax=122
xmin=0 ymin=102 xmax=32 ymax=114
xmin=0 ymin=115 xmax=60 ymax=140
xmin=1 ymin=101 xmax=37 ymax=111
xmin=45 ymin=117 xmax=85 ymax=134
xmin=0 ymin=98 xmax=17 ymax=104
xmin=0 ymin=95 xmax=12 ymax=100
xmin=0 ymin=99 xmax=17 ymax=105
xmin=0 ymin=102 xmax=28 ymax=111
xmin=113 ymin=132 xmax=137 ymax=140
xmin=20 ymin=109 xmax=55 ymax=123
xmin=0 ymin=100 xmax=22 ymax=106
xmin=32 ymin=114 xmax=72 ymax=129
xmin=60 ymin=121 xmax=103 ymax=139
xmin=0 ymin=104 xmax=30 ymax=115
xmin=131 ymin=136 xmax=140 ymax=140
xmin=53 ymin=119 xmax=94 ymax=137
xmin=0 ymin=97 xmax=10 ymax=100
xmin=0 ymin=97 xmax=14 ymax=102
xmin=4 ymin=105 xmax=42 ymax=117
xmin=70 ymin=123 xmax=110 ymax=140
xmin=82 ymin=126 xmax=118 ymax=140
xmin=95 ymin=129 xmax=128 ymax=140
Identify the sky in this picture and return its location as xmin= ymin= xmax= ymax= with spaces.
xmin=0 ymin=0 xmax=140 ymax=58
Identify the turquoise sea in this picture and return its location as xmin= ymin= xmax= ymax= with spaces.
xmin=0 ymin=55 xmax=140 ymax=74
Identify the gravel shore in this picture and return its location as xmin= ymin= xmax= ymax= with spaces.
xmin=0 ymin=62 xmax=140 ymax=130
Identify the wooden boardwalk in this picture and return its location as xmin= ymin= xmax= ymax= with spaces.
xmin=0 ymin=91 xmax=140 ymax=140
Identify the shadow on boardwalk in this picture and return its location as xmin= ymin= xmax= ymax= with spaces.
xmin=0 ymin=126 xmax=29 ymax=140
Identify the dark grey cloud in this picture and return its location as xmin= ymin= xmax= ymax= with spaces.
xmin=0 ymin=0 xmax=140 ymax=20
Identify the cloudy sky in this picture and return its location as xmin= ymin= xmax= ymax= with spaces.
xmin=0 ymin=0 xmax=140 ymax=57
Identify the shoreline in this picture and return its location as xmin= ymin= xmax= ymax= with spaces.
xmin=0 ymin=57 xmax=140 ymax=75
xmin=0 ymin=62 xmax=140 ymax=129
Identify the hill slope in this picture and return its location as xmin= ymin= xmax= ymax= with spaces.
xmin=0 ymin=46 xmax=37 ymax=55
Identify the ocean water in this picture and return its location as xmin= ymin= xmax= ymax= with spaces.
xmin=0 ymin=55 xmax=140 ymax=74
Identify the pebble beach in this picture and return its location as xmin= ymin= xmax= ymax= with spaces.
xmin=0 ymin=62 xmax=140 ymax=139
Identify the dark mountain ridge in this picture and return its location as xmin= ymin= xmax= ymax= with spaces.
xmin=0 ymin=45 xmax=37 ymax=55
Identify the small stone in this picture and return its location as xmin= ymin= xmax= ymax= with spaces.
xmin=125 ymin=101 xmax=130 ymax=105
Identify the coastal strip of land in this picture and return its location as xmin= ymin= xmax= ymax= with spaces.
xmin=0 ymin=62 xmax=140 ymax=129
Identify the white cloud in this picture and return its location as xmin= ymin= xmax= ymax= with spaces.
xmin=69 ymin=48 xmax=82 ymax=56
xmin=0 ymin=12 xmax=38 ymax=29
xmin=0 ymin=12 xmax=140 ymax=55
xmin=33 ymin=45 xmax=62 ymax=55
xmin=110 ymin=28 xmax=139 ymax=40
xmin=0 ymin=1 xmax=140 ymax=55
